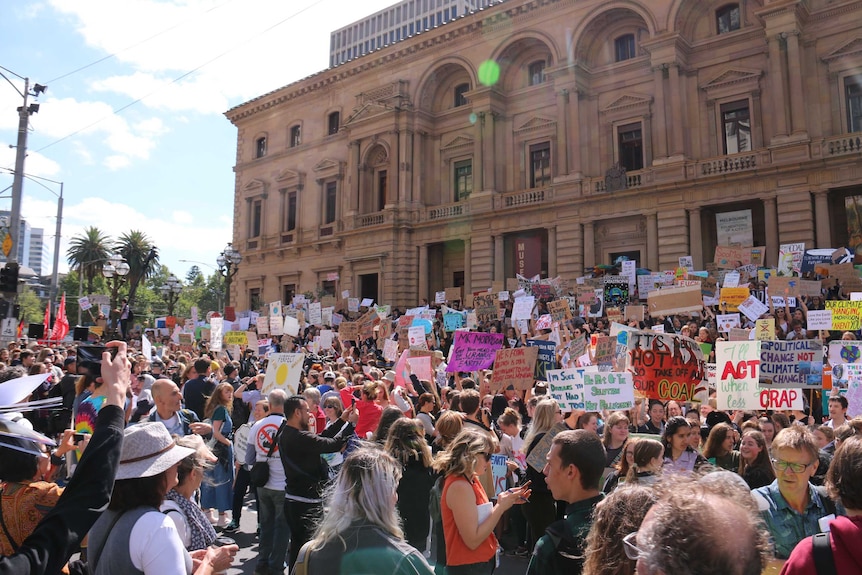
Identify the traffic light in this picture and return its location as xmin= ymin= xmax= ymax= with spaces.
xmin=0 ymin=263 xmax=19 ymax=293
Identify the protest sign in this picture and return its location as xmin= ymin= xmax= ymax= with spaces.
xmin=443 ymin=312 xmax=464 ymax=332
xmin=526 ymin=339 xmax=556 ymax=381
xmin=348 ymin=298 xmax=360 ymax=313
xmin=308 ymin=302 xmax=322 ymax=326
xmin=723 ymin=271 xmax=741 ymax=288
xmin=435 ymin=291 xmax=446 ymax=304
xmin=491 ymin=454 xmax=509 ymax=495
xmin=339 ymin=321 xmax=359 ymax=342
xmin=719 ymin=287 xmax=750 ymax=312
xmin=755 ymin=319 xmax=776 ymax=341
xmin=637 ymin=273 xmax=664 ymax=299
xmin=624 ymin=305 xmax=645 ymax=322
xmin=474 ymin=294 xmax=499 ymax=324
xmin=359 ymin=298 xmax=373 ymax=308
xmin=269 ymin=315 xmax=284 ymax=336
xmin=284 ymin=315 xmax=300 ymax=337
xmin=357 ymin=309 xmax=379 ymax=340
xmin=606 ymin=307 xmax=623 ymax=325
xmin=846 ymin=366 xmax=862 ymax=417
xmin=603 ymin=276 xmax=630 ymax=308
xmin=825 ymin=300 xmax=862 ymax=330
xmin=547 ymin=299 xmax=571 ymax=322
xmin=446 ymin=331 xmax=504 ymax=372
xmin=319 ymin=330 xmax=333 ymax=350
xmin=382 ymin=338 xmax=399 ymax=362
xmin=715 ymin=341 xmax=804 ymax=410
xmin=492 ymin=347 xmax=539 ymax=390
xmin=807 ymin=310 xmax=833 ymax=331
xmin=547 ymin=368 xmax=585 ymax=412
xmin=729 ymin=328 xmax=751 ymax=341
xmin=647 ymin=285 xmax=703 ymax=316
xmin=716 ymin=313 xmax=740 ymax=333
xmin=224 ymin=331 xmax=248 ymax=345
xmin=526 ymin=423 xmax=568 ymax=472
xmin=714 ymin=246 xmax=747 ymax=268
xmin=778 ymin=243 xmax=805 ymax=276
xmin=759 ymin=340 xmax=823 ymax=388
xmin=408 ymin=326 xmax=426 ymax=348
xmin=261 ymin=353 xmax=305 ymax=395
xmin=593 ymin=336 xmax=616 ymax=365
xmin=626 ymin=330 xmax=706 ymax=402
xmin=511 ymin=296 xmax=535 ymax=321
xmin=78 ymin=296 xmax=92 ymax=311
xmin=582 ymin=372 xmax=635 ymax=411
xmin=407 ymin=355 xmax=433 ymax=382
xmin=445 ymin=287 xmax=462 ymax=302
xmin=679 ymin=256 xmax=694 ymax=269
xmin=738 ymin=295 xmax=769 ymax=322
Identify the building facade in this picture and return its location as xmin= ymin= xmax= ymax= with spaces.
xmin=227 ymin=0 xmax=862 ymax=311
xmin=29 ymin=228 xmax=47 ymax=277
xmin=0 ymin=210 xmax=32 ymax=270
xmin=330 ymin=0 xmax=501 ymax=67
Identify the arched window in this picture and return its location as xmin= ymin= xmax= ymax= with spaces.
xmin=454 ymin=83 xmax=470 ymax=107
xmin=614 ymin=34 xmax=636 ymax=62
xmin=255 ymin=136 xmax=267 ymax=158
xmin=716 ymin=4 xmax=741 ymax=34
xmin=528 ymin=61 xmax=546 ymax=86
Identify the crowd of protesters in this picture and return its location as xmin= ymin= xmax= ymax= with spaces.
xmin=0 ymin=276 xmax=861 ymax=575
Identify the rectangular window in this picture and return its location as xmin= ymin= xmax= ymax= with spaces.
xmin=529 ymin=61 xmax=546 ymax=86
xmin=721 ymin=100 xmax=751 ymax=154
xmin=290 ymin=125 xmax=301 ymax=148
xmin=255 ymin=137 xmax=266 ymax=158
xmin=618 ymin=123 xmax=644 ymax=171
xmin=529 ymin=143 xmax=551 ymax=188
xmin=249 ymin=288 xmax=262 ymax=311
xmin=614 ymin=34 xmax=636 ymax=62
xmin=716 ymin=4 xmax=741 ymax=34
xmin=409 ymin=22 xmax=414 ymax=35
xmin=286 ymin=191 xmax=297 ymax=231
xmin=454 ymin=83 xmax=469 ymax=107
xmin=328 ymin=111 xmax=340 ymax=135
xmin=283 ymin=284 xmax=296 ymax=306
xmin=454 ymin=160 xmax=473 ymax=201
xmin=846 ymin=76 xmax=862 ymax=133
xmin=250 ymin=199 xmax=262 ymax=238
xmin=377 ymin=170 xmax=388 ymax=211
xmin=325 ymin=181 xmax=337 ymax=224
xmin=321 ymin=280 xmax=336 ymax=297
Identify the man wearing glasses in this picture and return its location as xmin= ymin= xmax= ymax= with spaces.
xmin=751 ymin=425 xmax=843 ymax=559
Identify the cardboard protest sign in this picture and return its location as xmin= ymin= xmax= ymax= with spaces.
xmin=729 ymin=328 xmax=751 ymax=341
xmin=382 ymin=338 xmax=399 ymax=362
xmin=261 ymin=353 xmax=305 ymax=395
xmin=719 ymin=287 xmax=750 ymax=312
xmin=625 ymin=330 xmax=706 ymax=402
xmin=714 ymin=246 xmax=747 ymax=268
xmin=755 ymin=319 xmax=776 ymax=341
xmin=624 ymin=305 xmax=645 ymax=322
xmin=308 ymin=302 xmax=322 ymax=326
xmin=738 ymin=295 xmax=769 ymax=322
xmin=593 ymin=336 xmax=616 ymax=365
xmin=715 ymin=341 xmax=803 ymax=410
xmin=526 ymin=339 xmax=556 ymax=381
xmin=647 ymin=284 xmax=703 ymax=317
xmin=269 ymin=315 xmax=284 ymax=336
xmin=474 ymin=294 xmax=499 ymax=324
xmin=582 ymin=372 xmax=635 ymax=411
xmin=526 ymin=422 xmax=567 ymax=472
xmin=547 ymin=368 xmax=586 ymax=412
xmin=807 ymin=310 xmax=833 ymax=331
xmin=759 ymin=340 xmax=823 ymax=388
xmin=445 ymin=287 xmax=462 ymax=302
xmin=492 ymin=347 xmax=539 ymax=390
xmin=357 ymin=310 xmax=379 ymax=341
xmin=339 ymin=321 xmax=359 ymax=342
xmin=825 ymin=300 xmax=862 ymax=330
xmin=603 ymin=276 xmax=630 ymax=308
xmin=447 ymin=331 xmax=504 ymax=372
xmin=547 ymin=299 xmax=571 ymax=322
xmin=435 ymin=291 xmax=446 ymax=304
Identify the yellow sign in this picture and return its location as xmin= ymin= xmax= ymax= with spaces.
xmin=2 ymin=233 xmax=11 ymax=257
xmin=223 ymin=331 xmax=249 ymax=345
xmin=719 ymin=287 xmax=750 ymax=312
xmin=755 ymin=319 xmax=776 ymax=341
xmin=825 ymin=300 xmax=862 ymax=330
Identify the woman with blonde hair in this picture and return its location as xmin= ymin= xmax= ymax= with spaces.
xmin=433 ymin=409 xmax=464 ymax=454
xmin=385 ymin=418 xmax=436 ymax=551
xmin=582 ymin=485 xmax=658 ymax=575
xmin=602 ymin=411 xmax=630 ymax=469
xmin=521 ymin=398 xmax=562 ymax=548
xmin=201 ymin=382 xmax=234 ymax=527
xmin=433 ymin=429 xmax=530 ymax=574
xmin=602 ymin=438 xmax=639 ymax=494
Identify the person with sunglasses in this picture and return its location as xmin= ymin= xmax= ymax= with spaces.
xmin=751 ymin=426 xmax=844 ymax=559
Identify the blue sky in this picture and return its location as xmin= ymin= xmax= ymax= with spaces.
xmin=0 ymin=0 xmax=396 ymax=278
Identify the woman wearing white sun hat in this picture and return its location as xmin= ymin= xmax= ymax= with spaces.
xmin=86 ymin=423 xmax=238 ymax=575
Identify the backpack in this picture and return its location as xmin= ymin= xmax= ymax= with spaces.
xmin=812 ymin=532 xmax=836 ymax=575
xmin=544 ymin=519 xmax=586 ymax=572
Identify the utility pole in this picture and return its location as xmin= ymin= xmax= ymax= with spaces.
xmin=9 ymin=77 xmax=29 ymax=266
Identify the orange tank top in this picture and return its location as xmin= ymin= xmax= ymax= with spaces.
xmin=441 ymin=474 xmax=498 ymax=566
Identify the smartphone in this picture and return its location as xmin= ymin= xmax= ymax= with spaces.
xmin=73 ymin=433 xmax=87 ymax=442
xmin=77 ymin=345 xmax=119 ymax=379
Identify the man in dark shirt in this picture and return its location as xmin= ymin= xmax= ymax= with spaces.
xmin=637 ymin=399 xmax=666 ymax=435
xmin=182 ymin=357 xmax=216 ymax=420
xmin=280 ymin=394 xmax=357 ymax=571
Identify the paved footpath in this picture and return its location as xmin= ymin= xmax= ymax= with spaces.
xmin=222 ymin=495 xmax=530 ymax=575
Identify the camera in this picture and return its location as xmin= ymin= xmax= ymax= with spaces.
xmin=76 ymin=345 xmax=118 ymax=379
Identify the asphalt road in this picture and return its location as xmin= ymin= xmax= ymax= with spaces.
xmin=220 ymin=493 xmax=530 ymax=575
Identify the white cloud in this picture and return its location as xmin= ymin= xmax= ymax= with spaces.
xmin=104 ymin=155 xmax=130 ymax=170
xmin=171 ymin=210 xmax=193 ymax=224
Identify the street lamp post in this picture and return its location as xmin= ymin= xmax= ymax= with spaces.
xmin=216 ymin=243 xmax=242 ymax=311
xmin=159 ymin=274 xmax=182 ymax=316
xmin=102 ymin=254 xmax=129 ymax=337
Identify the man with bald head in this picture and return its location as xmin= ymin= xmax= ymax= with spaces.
xmin=145 ymin=378 xmax=202 ymax=436
xmin=633 ymin=477 xmax=770 ymax=575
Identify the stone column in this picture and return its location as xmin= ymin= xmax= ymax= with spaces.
xmin=647 ymin=212 xmax=659 ymax=270
xmin=556 ymin=89 xmax=569 ymax=177
xmin=474 ymin=113 xmax=484 ymax=192
xmin=764 ymin=197 xmax=779 ymax=267
xmin=652 ymin=65 xmax=668 ymax=159
xmin=668 ymin=64 xmax=684 ymax=156
xmin=547 ymin=226 xmax=557 ymax=277
xmin=482 ymin=113 xmax=496 ymax=191
xmin=418 ymin=244 xmax=428 ymax=304
xmin=813 ymin=190 xmax=831 ymax=248
xmin=688 ymin=208 xmax=702 ymax=269
xmin=583 ymin=222 xmax=595 ymax=269
xmin=785 ymin=31 xmax=807 ymax=135
xmin=767 ymin=35 xmax=789 ymax=137
xmin=570 ymin=90 xmax=583 ymax=177
xmin=494 ymin=235 xmax=504 ymax=282
xmin=464 ymin=238 xmax=472 ymax=295
xmin=348 ymin=140 xmax=361 ymax=214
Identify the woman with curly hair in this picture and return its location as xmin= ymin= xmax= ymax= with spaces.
xmin=702 ymin=422 xmax=740 ymax=472
xmin=582 ymin=485 xmax=658 ymax=575
xmin=385 ymin=418 xmax=436 ymax=551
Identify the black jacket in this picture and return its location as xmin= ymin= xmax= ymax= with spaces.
xmin=280 ymin=419 xmax=354 ymax=500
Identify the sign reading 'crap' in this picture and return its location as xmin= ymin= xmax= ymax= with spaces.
xmin=715 ymin=341 xmax=803 ymax=411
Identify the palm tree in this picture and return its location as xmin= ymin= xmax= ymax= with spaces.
xmin=116 ymin=230 xmax=159 ymax=307
xmin=66 ymin=227 xmax=112 ymax=294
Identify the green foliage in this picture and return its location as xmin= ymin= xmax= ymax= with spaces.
xmin=66 ymin=226 xmax=112 ymax=294
xmin=115 ymin=230 xmax=159 ymax=307
xmin=17 ymin=285 xmax=43 ymax=324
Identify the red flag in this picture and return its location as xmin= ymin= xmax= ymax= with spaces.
xmin=50 ymin=293 xmax=69 ymax=342
xmin=16 ymin=319 xmax=23 ymax=339
xmin=42 ymin=301 xmax=51 ymax=341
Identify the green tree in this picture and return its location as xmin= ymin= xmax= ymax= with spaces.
xmin=17 ymin=285 xmax=44 ymax=324
xmin=116 ymin=230 xmax=159 ymax=307
xmin=186 ymin=265 xmax=202 ymax=284
xmin=66 ymin=227 xmax=112 ymax=294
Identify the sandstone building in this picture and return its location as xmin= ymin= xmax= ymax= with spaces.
xmin=226 ymin=0 xmax=862 ymax=311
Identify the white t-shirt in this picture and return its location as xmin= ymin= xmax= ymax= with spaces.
xmin=248 ymin=414 xmax=287 ymax=490
xmin=160 ymin=500 xmax=191 ymax=549
xmin=128 ymin=511 xmax=193 ymax=574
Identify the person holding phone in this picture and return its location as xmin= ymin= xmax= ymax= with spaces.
xmin=74 ymin=346 xmax=119 ymax=438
